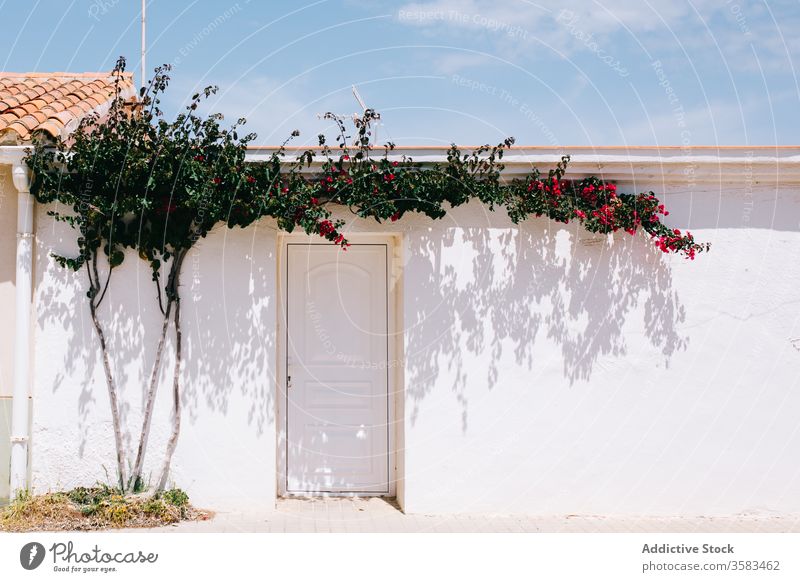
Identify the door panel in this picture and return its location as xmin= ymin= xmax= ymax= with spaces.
xmin=286 ymin=244 xmax=389 ymax=493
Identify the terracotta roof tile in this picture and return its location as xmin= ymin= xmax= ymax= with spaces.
xmin=20 ymin=102 xmax=39 ymax=115
xmin=0 ymin=112 xmax=19 ymax=126
xmin=34 ymin=121 xmax=64 ymax=139
xmin=53 ymin=110 xmax=74 ymax=125
xmin=6 ymin=121 xmax=31 ymax=141
xmin=0 ymin=71 xmax=134 ymax=143
xmin=16 ymin=115 xmax=41 ymax=131
xmin=41 ymin=101 xmax=66 ymax=114
xmin=30 ymin=111 xmax=47 ymax=124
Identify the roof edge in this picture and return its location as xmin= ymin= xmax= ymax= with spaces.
xmin=244 ymin=145 xmax=800 ymax=184
xmin=0 ymin=71 xmax=134 ymax=78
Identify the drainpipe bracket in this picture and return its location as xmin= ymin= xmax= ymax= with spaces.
xmin=16 ymin=232 xmax=35 ymax=240
xmin=10 ymin=435 xmax=29 ymax=444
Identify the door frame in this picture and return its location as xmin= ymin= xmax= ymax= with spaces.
xmin=276 ymin=232 xmax=402 ymax=497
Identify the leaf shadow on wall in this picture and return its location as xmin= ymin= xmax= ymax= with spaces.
xmin=179 ymin=226 xmax=276 ymax=438
xmin=35 ymin=221 xmax=276 ymax=485
xmin=35 ymin=244 xmax=163 ymax=466
xmin=403 ymin=207 xmax=687 ymax=433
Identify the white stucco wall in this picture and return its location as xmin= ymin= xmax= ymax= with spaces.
xmin=27 ymin=153 xmax=800 ymax=517
xmin=31 ymin=216 xmax=278 ymax=511
xmin=400 ymin=184 xmax=800 ymax=516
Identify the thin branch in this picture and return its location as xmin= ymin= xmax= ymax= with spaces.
xmin=85 ymin=259 xmax=96 ymax=301
xmin=154 ymin=269 xmax=165 ymax=315
xmin=95 ymin=264 xmax=114 ymax=308
xmin=91 ymin=253 xmax=101 ymax=310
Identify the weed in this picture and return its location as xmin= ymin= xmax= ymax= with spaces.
xmin=0 ymin=486 xmax=204 ymax=531
xmin=162 ymin=488 xmax=189 ymax=508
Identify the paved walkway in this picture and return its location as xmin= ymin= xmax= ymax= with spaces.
xmin=126 ymin=497 xmax=800 ymax=533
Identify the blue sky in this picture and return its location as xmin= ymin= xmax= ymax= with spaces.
xmin=1 ymin=0 xmax=798 ymax=146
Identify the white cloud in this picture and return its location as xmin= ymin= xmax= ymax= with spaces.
xmin=430 ymin=52 xmax=496 ymax=75
xmin=393 ymin=0 xmax=791 ymax=74
xmin=396 ymin=0 xmax=723 ymax=38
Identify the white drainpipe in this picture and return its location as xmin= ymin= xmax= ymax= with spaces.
xmin=3 ymin=148 xmax=34 ymax=497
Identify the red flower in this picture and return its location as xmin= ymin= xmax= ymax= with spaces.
xmin=212 ymin=177 xmax=221 ymax=185
xmin=246 ymin=176 xmax=256 ymax=183
xmin=392 ymin=161 xmax=399 ymax=167
xmin=390 ymin=212 xmax=400 ymax=222
xmin=334 ymin=234 xmax=344 ymax=245
xmin=318 ymin=220 xmax=335 ymax=236
xmin=193 ymin=154 xmax=204 ymax=162
xmin=342 ymin=155 xmax=350 ymax=161
xmin=384 ymin=173 xmax=395 ymax=182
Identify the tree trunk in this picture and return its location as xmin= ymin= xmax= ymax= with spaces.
xmin=156 ymin=268 xmax=183 ymax=491
xmin=129 ymin=298 xmax=173 ymax=491
xmin=88 ymin=301 xmax=127 ymax=491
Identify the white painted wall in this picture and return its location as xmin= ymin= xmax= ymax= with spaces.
xmin=27 ymin=156 xmax=800 ymax=517
xmin=400 ymin=185 xmax=800 ymax=516
xmin=31 ymin=215 xmax=278 ymax=511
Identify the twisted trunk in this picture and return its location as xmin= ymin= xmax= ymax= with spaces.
xmin=87 ymin=263 xmax=127 ymax=490
xmin=129 ymin=298 xmax=173 ymax=491
xmin=156 ymin=287 xmax=182 ymax=492
xmin=129 ymin=251 xmax=186 ymax=491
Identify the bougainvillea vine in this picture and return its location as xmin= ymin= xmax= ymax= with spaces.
xmin=25 ymin=57 xmax=709 ymax=494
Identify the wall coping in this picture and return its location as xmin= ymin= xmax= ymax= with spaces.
xmin=245 ymin=146 xmax=800 ymax=184
xmin=5 ymin=144 xmax=800 ymax=185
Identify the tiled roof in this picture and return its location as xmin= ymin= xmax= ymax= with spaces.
xmin=0 ymin=72 xmax=135 ymax=144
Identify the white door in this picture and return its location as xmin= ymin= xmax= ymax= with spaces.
xmin=285 ymin=243 xmax=390 ymax=493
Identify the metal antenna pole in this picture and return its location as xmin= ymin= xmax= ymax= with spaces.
xmin=351 ymin=85 xmax=380 ymax=143
xmin=141 ymin=0 xmax=146 ymax=88
xmin=316 ymin=86 xmax=382 ymax=145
